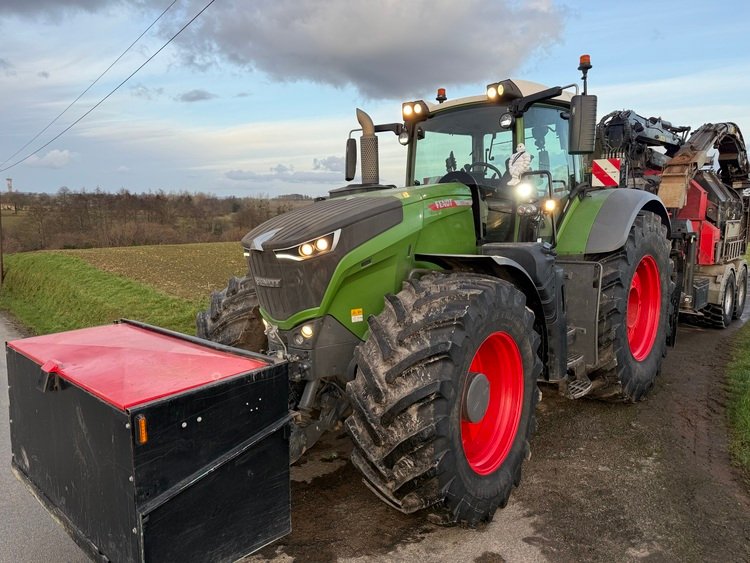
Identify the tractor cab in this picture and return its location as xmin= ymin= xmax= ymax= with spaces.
xmin=400 ymin=80 xmax=588 ymax=246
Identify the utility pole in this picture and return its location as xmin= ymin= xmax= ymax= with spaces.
xmin=0 ymin=178 xmax=7 ymax=283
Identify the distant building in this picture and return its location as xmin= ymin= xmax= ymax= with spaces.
xmin=276 ymin=193 xmax=312 ymax=201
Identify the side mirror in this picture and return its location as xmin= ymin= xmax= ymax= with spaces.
xmin=568 ymin=94 xmax=597 ymax=154
xmin=345 ymin=138 xmax=357 ymax=181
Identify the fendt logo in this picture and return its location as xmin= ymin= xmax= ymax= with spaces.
xmin=255 ymin=276 xmax=282 ymax=288
xmin=428 ymin=199 xmax=473 ymax=211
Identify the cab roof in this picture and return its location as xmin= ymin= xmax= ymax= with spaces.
xmin=425 ymin=79 xmax=574 ymax=113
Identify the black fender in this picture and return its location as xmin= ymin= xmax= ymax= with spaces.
xmin=584 ymin=189 xmax=670 ymax=254
xmin=416 ymin=246 xmax=567 ymax=381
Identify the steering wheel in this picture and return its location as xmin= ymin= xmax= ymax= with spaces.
xmin=468 ymin=161 xmax=503 ymax=179
xmin=438 ymin=170 xmax=477 ymax=186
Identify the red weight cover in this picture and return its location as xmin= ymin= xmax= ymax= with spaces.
xmin=8 ymin=323 xmax=267 ymax=411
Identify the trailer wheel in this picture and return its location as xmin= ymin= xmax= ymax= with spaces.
xmin=733 ymin=266 xmax=747 ymax=320
xmin=590 ymin=211 xmax=671 ymax=402
xmin=196 ymin=275 xmax=267 ymax=351
xmin=345 ymin=273 xmax=541 ymax=525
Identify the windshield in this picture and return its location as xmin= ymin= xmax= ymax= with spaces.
xmin=411 ymin=103 xmax=578 ymax=193
xmin=412 ymin=105 xmax=514 ymax=187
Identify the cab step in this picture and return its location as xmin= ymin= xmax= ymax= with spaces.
xmin=566 ymin=376 xmax=593 ymax=399
xmin=566 ymin=352 xmax=585 ymax=379
xmin=565 ymin=352 xmax=593 ymax=399
xmin=567 ymin=326 xmax=578 ymax=347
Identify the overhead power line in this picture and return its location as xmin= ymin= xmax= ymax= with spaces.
xmin=0 ymin=0 xmax=216 ymax=174
xmin=0 ymin=0 xmax=179 ymax=169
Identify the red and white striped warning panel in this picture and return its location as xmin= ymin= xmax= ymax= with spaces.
xmin=591 ymin=158 xmax=621 ymax=187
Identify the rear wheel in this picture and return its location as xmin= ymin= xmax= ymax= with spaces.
xmin=196 ymin=275 xmax=267 ymax=351
xmin=590 ymin=211 xmax=671 ymax=402
xmin=733 ymin=267 xmax=746 ymax=320
xmin=345 ymin=273 xmax=541 ymax=525
xmin=703 ymin=272 xmax=735 ymax=328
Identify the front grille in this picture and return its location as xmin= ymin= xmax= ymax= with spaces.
xmin=250 ymin=249 xmax=337 ymax=320
xmin=245 ymin=195 xmax=404 ymax=321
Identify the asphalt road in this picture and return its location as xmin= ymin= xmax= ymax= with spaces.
xmin=0 ymin=314 xmax=86 ymax=563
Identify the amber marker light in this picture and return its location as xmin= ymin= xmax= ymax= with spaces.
xmin=135 ymin=414 xmax=148 ymax=445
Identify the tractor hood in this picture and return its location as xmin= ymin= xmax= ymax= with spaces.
xmin=241 ymin=194 xmax=404 ymax=322
xmin=241 ymin=195 xmax=403 ymax=252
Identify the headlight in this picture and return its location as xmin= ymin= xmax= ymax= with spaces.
xmin=515 ymin=182 xmax=534 ymax=200
xmin=274 ymin=230 xmax=341 ymax=261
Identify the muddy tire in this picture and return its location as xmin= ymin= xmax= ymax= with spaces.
xmin=589 ymin=211 xmax=671 ymax=402
xmin=733 ymin=266 xmax=746 ymax=320
xmin=196 ymin=275 xmax=267 ymax=351
xmin=702 ymin=272 xmax=735 ymax=328
xmin=345 ymin=272 xmax=541 ymax=525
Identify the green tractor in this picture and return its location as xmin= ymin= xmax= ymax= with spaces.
xmin=197 ymin=57 xmax=673 ymax=525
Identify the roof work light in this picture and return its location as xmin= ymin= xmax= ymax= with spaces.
xmin=485 ymin=80 xmax=523 ymax=103
xmin=402 ymin=100 xmax=430 ymax=122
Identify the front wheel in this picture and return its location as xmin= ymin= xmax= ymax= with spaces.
xmin=196 ymin=275 xmax=267 ymax=351
xmin=345 ymin=273 xmax=542 ymax=525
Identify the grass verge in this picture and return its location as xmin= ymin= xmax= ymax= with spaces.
xmin=728 ymin=321 xmax=750 ymax=481
xmin=0 ymin=252 xmax=204 ymax=335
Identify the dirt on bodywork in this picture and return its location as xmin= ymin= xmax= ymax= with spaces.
xmin=248 ymin=319 xmax=750 ymax=562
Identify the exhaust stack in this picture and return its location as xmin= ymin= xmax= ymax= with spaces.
xmin=356 ymin=108 xmax=379 ymax=185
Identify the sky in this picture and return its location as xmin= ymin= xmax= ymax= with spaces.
xmin=1 ymin=0 xmax=749 ymax=197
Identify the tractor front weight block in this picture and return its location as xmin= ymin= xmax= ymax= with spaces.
xmin=7 ymin=320 xmax=291 ymax=563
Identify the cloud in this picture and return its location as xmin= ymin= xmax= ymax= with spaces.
xmin=0 ymin=0 xmax=126 ymax=17
xmin=116 ymin=165 xmax=130 ymax=172
xmin=176 ymin=89 xmax=218 ymax=103
xmin=313 ymin=156 xmax=344 ymax=172
xmin=25 ymin=149 xmax=73 ymax=169
xmin=226 ymin=162 xmax=342 ymax=184
xmin=0 ymin=58 xmax=16 ymax=77
xmin=170 ymin=0 xmax=565 ymax=98
xmin=131 ymin=84 xmax=165 ymax=100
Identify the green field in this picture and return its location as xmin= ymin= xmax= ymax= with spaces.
xmin=63 ymin=241 xmax=247 ymax=300
xmin=0 ymin=242 xmax=246 ymax=336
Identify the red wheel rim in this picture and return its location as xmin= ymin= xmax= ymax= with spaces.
xmin=461 ymin=331 xmax=524 ymax=475
xmin=627 ymin=255 xmax=661 ymax=361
